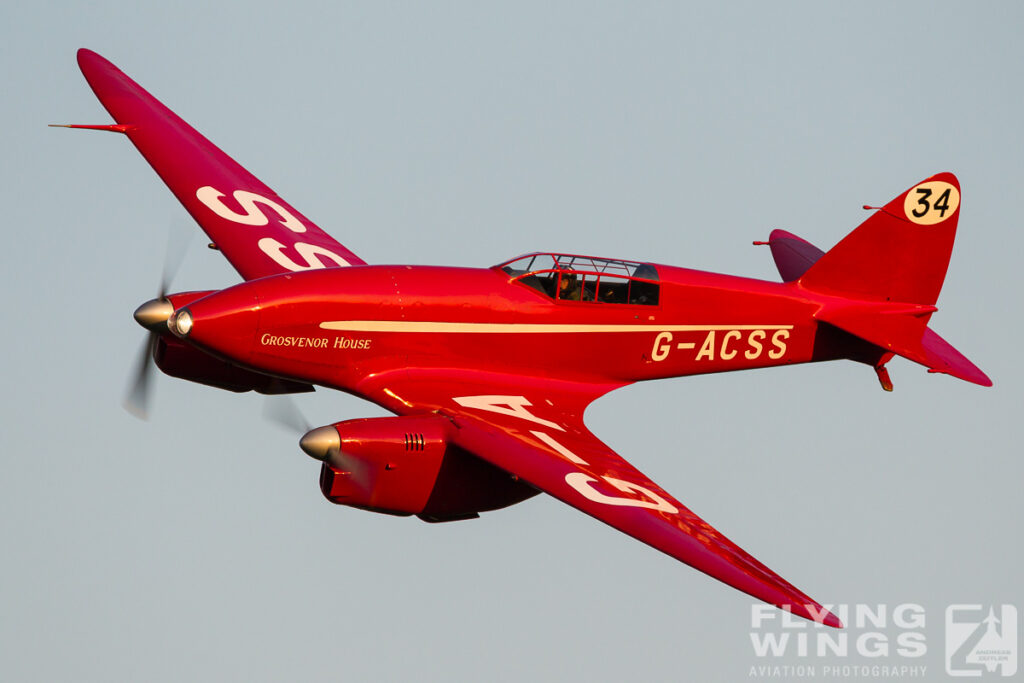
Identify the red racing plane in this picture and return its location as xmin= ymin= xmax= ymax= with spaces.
xmin=59 ymin=49 xmax=991 ymax=629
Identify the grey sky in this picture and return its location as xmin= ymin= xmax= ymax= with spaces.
xmin=2 ymin=2 xmax=1021 ymax=681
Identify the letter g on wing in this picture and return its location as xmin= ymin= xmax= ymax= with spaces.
xmin=565 ymin=472 xmax=678 ymax=513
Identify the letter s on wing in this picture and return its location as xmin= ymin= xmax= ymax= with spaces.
xmin=196 ymin=186 xmax=307 ymax=233
xmin=258 ymin=238 xmax=352 ymax=271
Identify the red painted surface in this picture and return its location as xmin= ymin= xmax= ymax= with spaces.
xmin=62 ymin=48 xmax=995 ymax=630
xmin=319 ymin=416 xmax=538 ymax=520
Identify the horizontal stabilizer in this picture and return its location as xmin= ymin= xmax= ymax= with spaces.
xmin=816 ymin=304 xmax=992 ymax=387
xmin=918 ymin=328 xmax=992 ymax=386
xmin=763 ymin=229 xmax=825 ymax=282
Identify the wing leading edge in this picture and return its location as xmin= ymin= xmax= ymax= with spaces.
xmin=72 ymin=49 xmax=364 ymax=280
xmin=359 ymin=369 xmax=842 ymax=628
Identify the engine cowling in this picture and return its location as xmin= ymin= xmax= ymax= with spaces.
xmin=155 ymin=336 xmax=313 ymax=394
xmin=305 ymin=416 xmax=538 ymax=521
xmin=137 ymin=290 xmax=313 ymax=395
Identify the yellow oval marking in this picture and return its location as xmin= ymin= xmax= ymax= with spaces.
xmin=903 ymin=181 xmax=960 ymax=225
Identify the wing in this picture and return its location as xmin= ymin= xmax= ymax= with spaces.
xmin=359 ymin=369 xmax=842 ymax=627
xmin=71 ymin=49 xmax=365 ymax=280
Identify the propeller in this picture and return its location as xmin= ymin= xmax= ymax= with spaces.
xmin=263 ymin=394 xmax=312 ymax=434
xmin=264 ymin=396 xmax=373 ymax=488
xmin=264 ymin=395 xmax=338 ymax=462
xmin=123 ymin=332 xmax=159 ymax=419
xmin=122 ymin=224 xmax=192 ymax=419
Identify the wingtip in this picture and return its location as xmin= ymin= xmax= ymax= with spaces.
xmin=77 ymin=48 xmax=99 ymax=67
xmin=971 ymin=370 xmax=994 ymax=388
xmin=787 ymin=602 xmax=844 ymax=629
xmin=822 ymin=610 xmax=844 ymax=629
xmin=76 ymin=48 xmax=120 ymax=82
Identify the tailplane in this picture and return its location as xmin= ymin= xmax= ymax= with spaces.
xmin=762 ymin=229 xmax=825 ymax=282
xmin=814 ymin=301 xmax=991 ymax=387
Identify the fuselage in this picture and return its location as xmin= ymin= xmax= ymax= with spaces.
xmin=176 ymin=258 xmax=848 ymax=400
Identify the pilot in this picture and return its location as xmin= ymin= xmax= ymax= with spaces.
xmin=559 ymin=272 xmax=582 ymax=301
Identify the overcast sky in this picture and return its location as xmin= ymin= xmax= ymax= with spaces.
xmin=2 ymin=2 xmax=1021 ymax=681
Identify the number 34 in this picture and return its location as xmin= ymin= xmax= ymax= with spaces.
xmin=903 ymin=180 xmax=960 ymax=225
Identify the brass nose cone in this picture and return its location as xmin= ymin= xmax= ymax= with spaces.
xmin=300 ymin=426 xmax=340 ymax=461
xmin=133 ymin=298 xmax=174 ymax=330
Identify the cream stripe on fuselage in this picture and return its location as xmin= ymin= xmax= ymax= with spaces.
xmin=319 ymin=321 xmax=793 ymax=333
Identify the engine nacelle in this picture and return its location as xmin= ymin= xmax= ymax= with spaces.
xmin=139 ymin=290 xmax=313 ymax=395
xmin=155 ymin=336 xmax=313 ymax=394
xmin=310 ymin=416 xmax=538 ymax=521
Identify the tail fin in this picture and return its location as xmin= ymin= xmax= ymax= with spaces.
xmin=800 ymin=172 xmax=960 ymax=305
xmin=801 ymin=173 xmax=991 ymax=387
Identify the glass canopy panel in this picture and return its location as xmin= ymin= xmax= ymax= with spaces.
xmin=498 ymin=253 xmax=658 ymax=280
xmin=497 ymin=253 xmax=660 ymax=304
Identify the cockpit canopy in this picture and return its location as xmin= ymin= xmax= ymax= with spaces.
xmin=496 ymin=253 xmax=660 ymax=305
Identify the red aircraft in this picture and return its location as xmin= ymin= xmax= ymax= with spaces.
xmin=60 ymin=49 xmax=991 ymax=629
